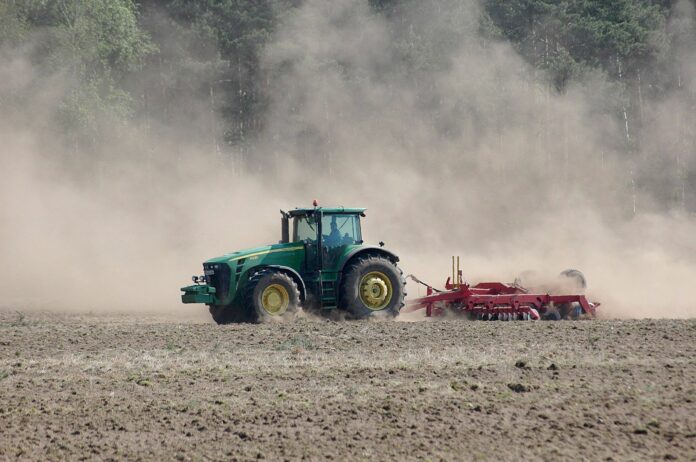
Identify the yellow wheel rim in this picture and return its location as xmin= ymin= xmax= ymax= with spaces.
xmin=359 ymin=271 xmax=393 ymax=311
xmin=261 ymin=284 xmax=290 ymax=315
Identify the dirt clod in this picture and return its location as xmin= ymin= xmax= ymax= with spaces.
xmin=507 ymin=383 xmax=530 ymax=393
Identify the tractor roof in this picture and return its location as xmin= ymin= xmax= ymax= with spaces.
xmin=288 ymin=206 xmax=366 ymax=217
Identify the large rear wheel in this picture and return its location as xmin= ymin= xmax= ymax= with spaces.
xmin=244 ymin=269 xmax=300 ymax=323
xmin=340 ymin=255 xmax=405 ymax=319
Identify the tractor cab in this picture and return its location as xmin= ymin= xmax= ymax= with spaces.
xmin=281 ymin=207 xmax=366 ymax=273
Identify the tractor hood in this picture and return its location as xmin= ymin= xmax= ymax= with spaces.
xmin=205 ymin=242 xmax=302 ymax=265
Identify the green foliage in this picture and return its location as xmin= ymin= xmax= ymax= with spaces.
xmin=52 ymin=0 xmax=154 ymax=135
xmin=483 ymin=0 xmax=668 ymax=88
xmin=48 ymin=0 xmax=154 ymax=74
xmin=0 ymin=1 xmax=28 ymax=44
xmin=1 ymin=0 xmax=154 ymax=142
xmin=2 ymin=0 xmax=694 ymax=210
xmin=136 ymin=1 xmax=295 ymax=146
xmin=3 ymin=0 xmax=683 ymax=139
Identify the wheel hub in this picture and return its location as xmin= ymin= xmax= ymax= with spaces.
xmin=261 ymin=284 xmax=289 ymax=315
xmin=359 ymin=272 xmax=393 ymax=311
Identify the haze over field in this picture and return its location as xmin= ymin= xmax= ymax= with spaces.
xmin=1 ymin=0 xmax=695 ymax=318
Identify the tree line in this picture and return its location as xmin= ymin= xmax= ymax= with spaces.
xmin=1 ymin=0 xmax=694 ymax=211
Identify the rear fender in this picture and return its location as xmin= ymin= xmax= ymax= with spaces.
xmin=338 ymin=246 xmax=400 ymax=273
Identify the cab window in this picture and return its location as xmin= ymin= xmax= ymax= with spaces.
xmin=293 ymin=216 xmax=317 ymax=242
xmin=322 ymin=214 xmax=362 ymax=248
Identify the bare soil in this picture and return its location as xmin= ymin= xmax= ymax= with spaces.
xmin=0 ymin=309 xmax=694 ymax=461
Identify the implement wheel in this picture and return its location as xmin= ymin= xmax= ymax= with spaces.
xmin=340 ymin=255 xmax=405 ymax=319
xmin=558 ymin=269 xmax=587 ymax=319
xmin=560 ymin=269 xmax=587 ymax=291
xmin=244 ymin=269 xmax=300 ymax=323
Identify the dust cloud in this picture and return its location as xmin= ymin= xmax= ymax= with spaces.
xmin=1 ymin=0 xmax=695 ymax=318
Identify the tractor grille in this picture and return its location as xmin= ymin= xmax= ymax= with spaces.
xmin=203 ymin=263 xmax=231 ymax=300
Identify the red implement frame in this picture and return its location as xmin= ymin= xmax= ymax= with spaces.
xmin=408 ymin=259 xmax=598 ymax=320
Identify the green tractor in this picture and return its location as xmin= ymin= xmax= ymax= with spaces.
xmin=181 ymin=204 xmax=406 ymax=323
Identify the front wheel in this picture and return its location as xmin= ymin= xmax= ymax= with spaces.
xmin=209 ymin=304 xmax=251 ymax=324
xmin=340 ymin=255 xmax=406 ymax=319
xmin=244 ymin=269 xmax=300 ymax=323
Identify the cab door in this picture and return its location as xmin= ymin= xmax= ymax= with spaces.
xmin=320 ymin=213 xmax=362 ymax=271
xmin=292 ymin=213 xmax=320 ymax=273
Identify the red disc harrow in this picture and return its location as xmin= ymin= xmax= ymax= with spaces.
xmin=407 ymin=258 xmax=598 ymax=321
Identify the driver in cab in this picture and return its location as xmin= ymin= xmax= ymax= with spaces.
xmin=325 ymin=216 xmax=343 ymax=248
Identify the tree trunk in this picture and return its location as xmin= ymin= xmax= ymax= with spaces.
xmin=617 ymin=54 xmax=634 ymax=215
xmin=210 ymin=85 xmax=220 ymax=157
xmin=617 ymin=55 xmax=630 ymax=145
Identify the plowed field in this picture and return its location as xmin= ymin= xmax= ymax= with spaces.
xmin=1 ymin=310 xmax=694 ymax=461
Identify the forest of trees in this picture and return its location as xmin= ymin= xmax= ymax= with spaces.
xmin=1 ymin=0 xmax=694 ymax=212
